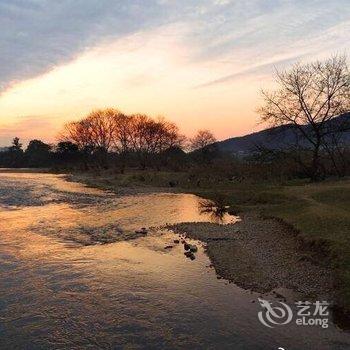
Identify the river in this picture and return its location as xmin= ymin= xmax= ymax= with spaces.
xmin=0 ymin=171 xmax=349 ymax=349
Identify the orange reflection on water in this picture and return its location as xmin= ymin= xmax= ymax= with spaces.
xmin=0 ymin=172 xmax=349 ymax=349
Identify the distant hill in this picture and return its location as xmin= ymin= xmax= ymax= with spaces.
xmin=215 ymin=113 xmax=350 ymax=156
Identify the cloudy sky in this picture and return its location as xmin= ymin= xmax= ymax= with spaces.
xmin=0 ymin=0 xmax=349 ymax=145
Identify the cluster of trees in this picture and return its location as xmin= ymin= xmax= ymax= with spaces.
xmin=0 ymin=138 xmax=53 ymax=168
xmin=59 ymin=109 xmax=218 ymax=170
xmin=60 ymin=110 xmax=184 ymax=170
xmin=0 ymin=110 xmax=217 ymax=170
xmin=62 ymin=110 xmax=185 ymax=154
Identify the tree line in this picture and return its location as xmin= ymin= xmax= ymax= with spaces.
xmin=0 ymin=54 xmax=349 ymax=181
xmin=0 ymin=111 xmax=217 ymax=170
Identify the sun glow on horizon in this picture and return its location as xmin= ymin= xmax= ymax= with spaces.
xmin=0 ymin=24 xmax=272 ymax=146
xmin=0 ymin=6 xmax=349 ymax=147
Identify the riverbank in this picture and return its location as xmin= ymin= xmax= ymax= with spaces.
xmin=169 ymin=214 xmax=333 ymax=301
xmin=66 ymin=170 xmax=350 ymax=311
xmin=195 ymin=178 xmax=350 ymax=311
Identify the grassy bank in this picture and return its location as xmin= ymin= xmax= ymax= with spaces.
xmin=196 ymin=178 xmax=350 ymax=310
xmin=262 ymin=180 xmax=350 ymax=308
xmin=69 ymin=169 xmax=350 ymax=309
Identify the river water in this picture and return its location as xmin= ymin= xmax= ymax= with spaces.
xmin=0 ymin=172 xmax=349 ymax=349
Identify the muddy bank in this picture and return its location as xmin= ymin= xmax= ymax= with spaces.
xmin=169 ymin=213 xmax=334 ymax=301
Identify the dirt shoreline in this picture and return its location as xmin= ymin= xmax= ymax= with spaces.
xmin=169 ymin=213 xmax=334 ymax=302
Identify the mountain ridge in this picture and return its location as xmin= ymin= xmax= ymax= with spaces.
xmin=214 ymin=113 xmax=350 ymax=155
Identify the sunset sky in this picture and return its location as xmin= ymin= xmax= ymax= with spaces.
xmin=0 ymin=0 xmax=349 ymax=146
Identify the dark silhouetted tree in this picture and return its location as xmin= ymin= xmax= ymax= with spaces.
xmin=55 ymin=141 xmax=80 ymax=165
xmin=259 ymin=55 xmax=350 ymax=180
xmin=25 ymin=140 xmax=52 ymax=167
xmin=7 ymin=137 xmax=24 ymax=167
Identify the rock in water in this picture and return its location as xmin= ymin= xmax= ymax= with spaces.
xmin=189 ymin=244 xmax=198 ymax=252
xmin=184 ymin=251 xmax=195 ymax=260
xmin=135 ymin=228 xmax=148 ymax=235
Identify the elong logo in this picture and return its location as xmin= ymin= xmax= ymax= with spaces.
xmin=258 ymin=299 xmax=293 ymax=328
xmin=257 ymin=298 xmax=329 ymax=329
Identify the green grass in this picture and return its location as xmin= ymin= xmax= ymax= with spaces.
xmin=270 ymin=181 xmax=350 ymax=308
xmin=73 ymin=169 xmax=350 ymax=309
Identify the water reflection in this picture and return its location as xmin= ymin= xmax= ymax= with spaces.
xmin=0 ymin=172 xmax=349 ymax=349
xmin=0 ymin=172 xmax=236 ymax=245
xmin=198 ymin=197 xmax=232 ymax=223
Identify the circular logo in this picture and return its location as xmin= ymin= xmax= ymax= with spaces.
xmin=258 ymin=298 xmax=293 ymax=328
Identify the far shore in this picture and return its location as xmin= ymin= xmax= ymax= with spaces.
xmin=0 ymin=167 xmax=51 ymax=173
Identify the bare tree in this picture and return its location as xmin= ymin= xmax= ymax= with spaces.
xmin=189 ymin=130 xmax=216 ymax=151
xmin=61 ymin=109 xmax=123 ymax=151
xmin=85 ymin=109 xmax=119 ymax=151
xmin=61 ymin=120 xmax=94 ymax=150
xmin=259 ymin=55 xmax=350 ymax=180
xmin=127 ymin=114 xmax=185 ymax=168
xmin=112 ymin=113 xmax=133 ymax=153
